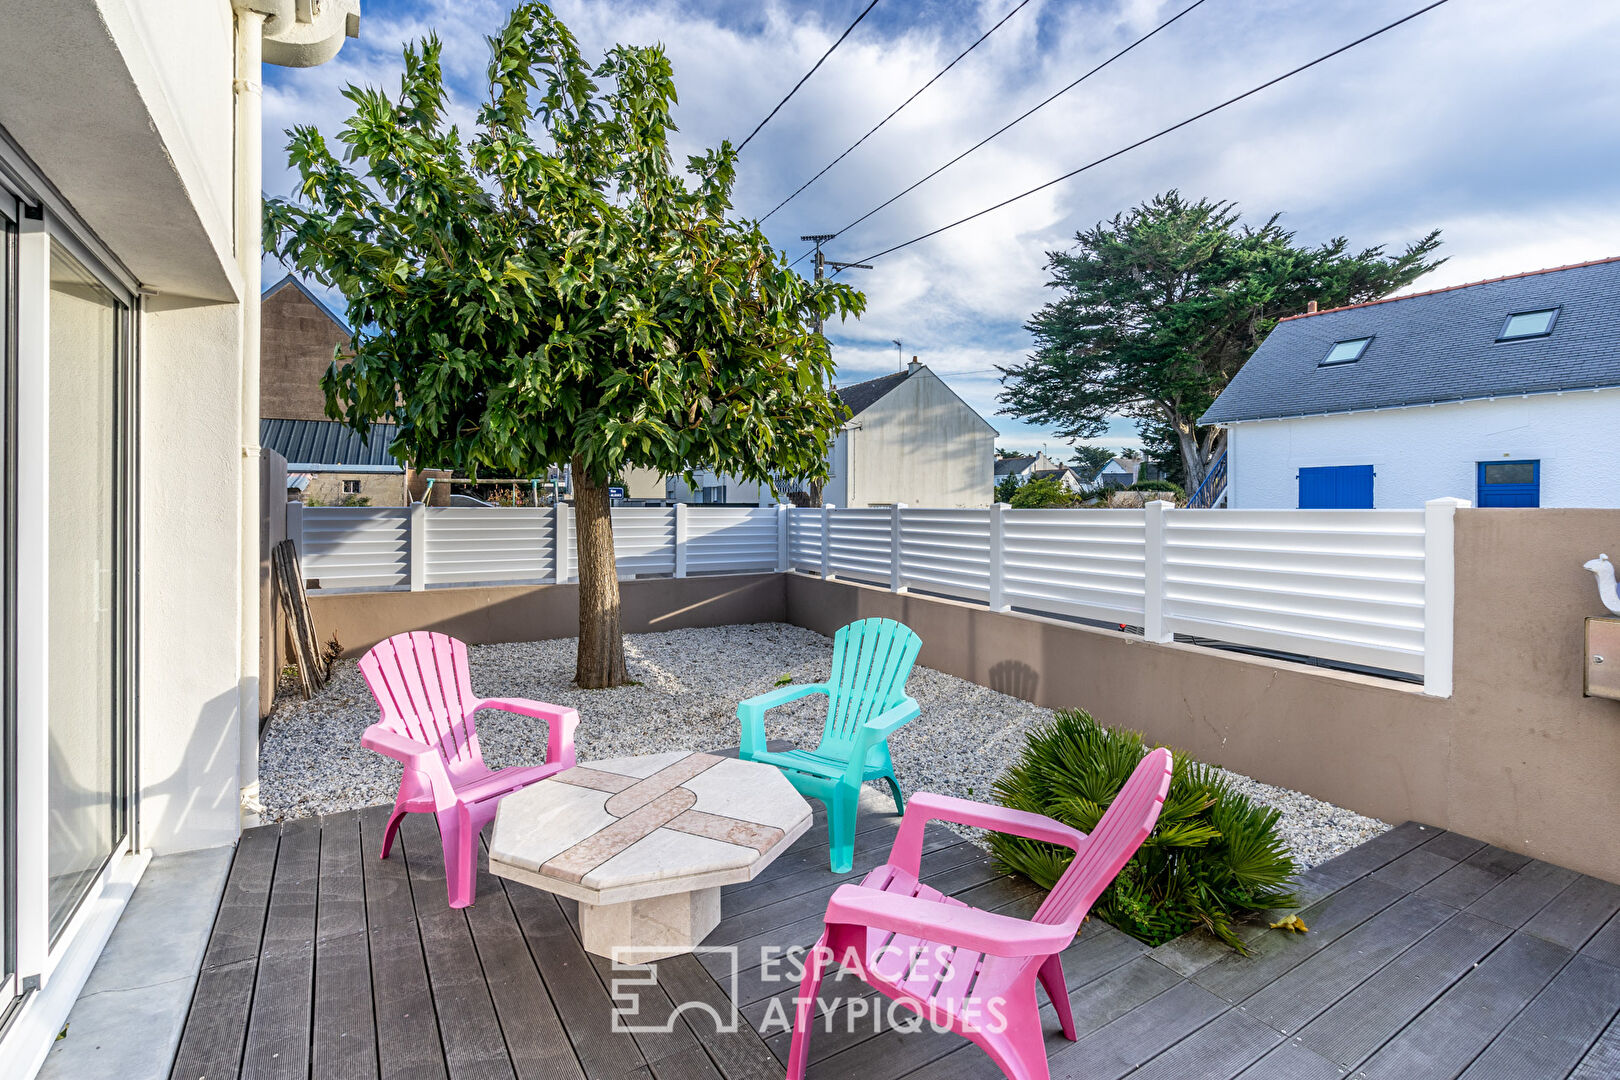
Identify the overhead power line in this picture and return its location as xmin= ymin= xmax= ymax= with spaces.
xmin=735 ymin=0 xmax=884 ymax=155
xmin=828 ymin=0 xmax=1214 ymax=239
xmin=848 ymin=0 xmax=1455 ymax=267
xmin=760 ymin=0 xmax=1033 ymax=224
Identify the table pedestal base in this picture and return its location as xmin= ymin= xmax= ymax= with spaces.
xmin=578 ymin=886 xmax=722 ymax=963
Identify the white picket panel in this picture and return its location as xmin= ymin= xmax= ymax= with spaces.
xmin=787 ymin=508 xmax=823 ymax=573
xmin=300 ymin=506 xmax=410 ymax=591
xmin=826 ymin=508 xmax=893 ymax=585
xmin=611 ymin=507 xmax=677 ymax=577
xmin=423 ymin=507 xmax=554 ymax=587
xmin=1001 ymin=509 xmax=1147 ymax=623
xmin=1162 ymin=508 xmax=1427 ymax=674
xmin=686 ymin=507 xmax=779 ymax=573
xmin=897 ymin=508 xmax=992 ymax=601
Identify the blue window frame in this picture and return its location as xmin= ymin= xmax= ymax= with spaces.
xmin=1298 ymin=465 xmax=1374 ymax=509
xmin=1477 ymin=460 xmax=1539 ymax=507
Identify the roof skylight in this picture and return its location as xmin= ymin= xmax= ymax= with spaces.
xmin=1320 ymin=337 xmax=1372 ymax=366
xmin=1498 ymin=308 xmax=1559 ymax=341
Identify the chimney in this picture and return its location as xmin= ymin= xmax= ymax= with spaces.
xmin=1307 ymin=300 xmax=1318 ymax=314
xmin=907 ymin=354 xmax=920 ymax=373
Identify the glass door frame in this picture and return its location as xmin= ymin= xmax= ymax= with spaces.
xmin=0 ymin=184 xmax=17 ymax=1020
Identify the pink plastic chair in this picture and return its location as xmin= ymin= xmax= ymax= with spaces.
xmin=786 ymin=747 xmax=1172 ymax=1080
xmin=358 ymin=631 xmax=579 ymax=908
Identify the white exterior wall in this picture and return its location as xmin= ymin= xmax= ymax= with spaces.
xmin=838 ymin=366 xmax=996 ymax=507
xmin=1226 ymin=389 xmax=1620 ymax=508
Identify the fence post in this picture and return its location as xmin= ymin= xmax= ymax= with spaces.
xmin=821 ymin=503 xmax=835 ymax=580
xmin=554 ymin=501 xmax=570 ymax=584
xmin=407 ymin=501 xmax=427 ymax=591
xmin=1142 ymin=499 xmax=1173 ymax=642
xmin=988 ymin=502 xmax=1009 ymax=612
xmin=673 ymin=501 xmax=688 ymax=578
xmin=776 ymin=504 xmax=790 ymax=572
xmin=889 ymin=503 xmax=906 ymax=592
xmin=286 ymin=500 xmax=304 ymax=562
xmin=1422 ymin=497 xmax=1469 ymax=697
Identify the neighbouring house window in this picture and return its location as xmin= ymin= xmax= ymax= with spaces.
xmin=1320 ymin=337 xmax=1372 ymax=366
xmin=1477 ymin=460 xmax=1540 ymax=507
xmin=1497 ymin=308 xmax=1559 ymax=341
xmin=46 ymin=240 xmax=130 ymax=942
xmin=700 ymin=485 xmax=726 ymax=504
xmin=342 ymin=479 xmax=361 ymax=494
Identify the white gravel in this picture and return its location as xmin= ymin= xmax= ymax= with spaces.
xmin=259 ymin=622 xmax=1386 ymax=868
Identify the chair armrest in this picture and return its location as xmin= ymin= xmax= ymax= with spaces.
xmin=472 ymin=697 xmax=579 ymax=768
xmin=825 ymin=884 xmax=1074 ymax=959
xmin=360 ymin=723 xmax=439 ymax=770
xmin=888 ymin=792 xmax=1086 ymax=875
xmin=737 ymin=683 xmax=828 ymax=758
xmin=839 ymin=698 xmax=920 ymax=786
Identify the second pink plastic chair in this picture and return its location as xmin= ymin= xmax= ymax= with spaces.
xmin=786 ymin=747 xmax=1173 ymax=1080
xmin=358 ymin=630 xmax=579 ymax=908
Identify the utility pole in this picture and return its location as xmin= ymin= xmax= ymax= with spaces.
xmin=801 ymin=233 xmax=871 ymax=335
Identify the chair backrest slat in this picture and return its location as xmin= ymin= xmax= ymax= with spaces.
xmin=1033 ymin=747 xmax=1172 ymax=928
xmin=821 ymin=618 xmax=921 ymax=750
xmin=360 ymin=631 xmax=483 ymax=771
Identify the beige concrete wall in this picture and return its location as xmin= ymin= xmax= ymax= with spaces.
xmin=303 ymin=471 xmax=406 ymax=506
xmin=786 ymin=507 xmax=1620 ymax=884
xmin=309 ymin=573 xmax=787 ymax=657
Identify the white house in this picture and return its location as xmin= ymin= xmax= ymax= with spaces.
xmin=823 ymin=359 xmax=997 ymax=507
xmin=1202 ymin=257 xmax=1620 ymax=509
xmin=1095 ymin=455 xmax=1149 ymax=489
xmin=993 ymin=450 xmax=1063 ymax=485
xmin=0 ymin=4 xmax=359 ymax=1078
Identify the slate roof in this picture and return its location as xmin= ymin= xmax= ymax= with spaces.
xmin=836 ymin=370 xmax=911 ymax=417
xmin=1201 ymin=256 xmax=1620 ymax=424
xmin=260 ymin=418 xmax=402 ymax=471
xmin=995 ymin=455 xmax=1037 ymax=476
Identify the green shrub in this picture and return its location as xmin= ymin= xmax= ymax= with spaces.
xmin=989 ymin=709 xmax=1296 ymax=951
xmin=1128 ymin=479 xmax=1184 ymax=495
xmin=1008 ymin=475 xmax=1079 ymax=509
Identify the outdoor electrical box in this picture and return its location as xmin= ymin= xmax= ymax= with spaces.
xmin=1584 ymin=617 xmax=1620 ymax=700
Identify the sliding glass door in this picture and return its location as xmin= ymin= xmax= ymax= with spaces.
xmin=44 ymin=240 xmax=128 ymax=944
xmin=0 ymin=192 xmax=15 ymax=1014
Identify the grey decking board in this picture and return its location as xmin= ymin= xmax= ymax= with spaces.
xmin=202 ymin=824 xmax=281 ymax=969
xmin=1465 ymin=859 xmax=1582 ymax=929
xmin=1124 ymin=1009 xmax=1283 ymax=1080
xmin=1459 ymin=954 xmax=1620 ymax=1079
xmin=1304 ymin=822 xmax=1438 ymax=889
xmin=242 ymin=820 xmax=321 ymax=1080
xmin=1192 ymin=875 xmax=1407 ymax=1004
xmin=1290 ymin=911 xmax=1510 ymax=1068
xmin=1570 ymin=1011 xmax=1620 ymax=1080
xmin=645 ymin=1044 xmax=724 ymax=1080
xmin=1520 ymin=874 xmax=1620 ymax=951
xmin=656 ymin=954 xmax=786 ymax=1080
xmin=169 ymin=957 xmax=260 ymax=1080
xmin=360 ymin=810 xmax=450 ymax=1080
xmin=1352 ymin=930 xmax=1570 ymax=1080
xmin=1237 ymin=894 xmax=1456 ymax=1037
xmin=313 ymin=929 xmax=382 ymax=1080
xmin=1416 ymin=845 xmax=1529 ymax=911
xmin=1050 ymin=981 xmax=1228 ymax=1080
xmin=1580 ymin=907 xmax=1620 ymax=969
xmin=1369 ymin=845 xmax=1468 ymax=894
xmin=1234 ymin=1040 xmax=1348 ymax=1080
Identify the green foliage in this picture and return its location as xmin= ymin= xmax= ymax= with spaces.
xmin=773 ymin=672 xmax=793 ymax=688
xmin=990 ymin=709 xmax=1297 ymax=951
xmin=1008 ymin=475 xmax=1078 ymax=509
xmin=994 ymin=474 xmax=1021 ymax=503
xmin=998 ymin=191 xmax=1442 ymax=491
xmin=1129 ymin=479 xmax=1184 ymax=495
xmin=1068 ymin=444 xmax=1116 ymax=481
xmin=263 ymin=3 xmax=864 ymax=492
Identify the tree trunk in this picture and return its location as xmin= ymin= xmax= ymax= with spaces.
xmin=1174 ymin=415 xmax=1210 ymax=493
xmin=571 ymin=458 xmax=629 ymax=688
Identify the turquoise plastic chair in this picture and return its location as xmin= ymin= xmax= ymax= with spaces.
xmin=738 ymin=618 xmax=922 ymax=873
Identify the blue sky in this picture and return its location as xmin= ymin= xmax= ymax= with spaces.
xmin=262 ymin=0 xmax=1620 ymax=460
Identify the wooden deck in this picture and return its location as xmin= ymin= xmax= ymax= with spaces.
xmin=170 ymin=791 xmax=1620 ymax=1080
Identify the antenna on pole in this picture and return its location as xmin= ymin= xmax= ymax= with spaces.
xmin=891 ymin=339 xmax=903 ymax=371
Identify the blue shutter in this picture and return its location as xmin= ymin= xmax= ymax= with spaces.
xmin=1298 ymin=465 xmax=1375 ymax=509
xmin=1477 ymin=461 xmax=1539 ymax=507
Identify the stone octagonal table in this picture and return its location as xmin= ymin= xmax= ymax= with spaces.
xmin=489 ymin=750 xmax=812 ymax=962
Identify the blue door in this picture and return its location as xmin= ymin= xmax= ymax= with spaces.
xmin=1298 ymin=465 xmax=1375 ymax=509
xmin=1477 ymin=460 xmax=1539 ymax=507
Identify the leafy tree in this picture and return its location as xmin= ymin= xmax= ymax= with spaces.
xmin=1068 ymin=444 xmax=1117 ymax=483
xmin=264 ymin=4 xmax=862 ymax=687
xmin=1008 ymin=475 xmax=1078 ymax=509
xmin=994 ymin=474 xmax=1021 ymax=503
xmin=999 ymin=192 xmax=1442 ymax=490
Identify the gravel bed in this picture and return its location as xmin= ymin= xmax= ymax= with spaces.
xmin=259 ymin=622 xmax=1386 ymax=868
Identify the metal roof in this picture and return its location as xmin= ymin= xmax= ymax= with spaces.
xmin=1200 ymin=256 xmax=1620 ymax=425
xmin=260 ymin=418 xmax=402 ymax=471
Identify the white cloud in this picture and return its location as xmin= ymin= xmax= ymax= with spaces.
xmin=264 ymin=0 xmax=1620 ymax=454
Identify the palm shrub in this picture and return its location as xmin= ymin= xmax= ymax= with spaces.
xmin=989 ymin=709 xmax=1296 ymax=951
